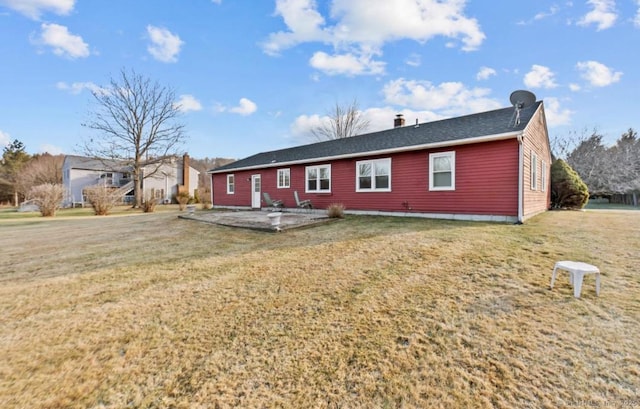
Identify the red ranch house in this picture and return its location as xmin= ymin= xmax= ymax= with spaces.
xmin=209 ymin=98 xmax=551 ymax=223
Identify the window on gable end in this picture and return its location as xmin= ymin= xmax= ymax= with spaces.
xmin=531 ymin=152 xmax=538 ymax=190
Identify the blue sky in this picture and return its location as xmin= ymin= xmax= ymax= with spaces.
xmin=0 ymin=0 xmax=638 ymax=159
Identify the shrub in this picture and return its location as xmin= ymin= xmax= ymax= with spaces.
xmin=199 ymin=187 xmax=212 ymax=209
xmin=327 ymin=203 xmax=345 ymax=218
xmin=27 ymin=183 xmax=64 ymax=217
xmin=550 ymin=159 xmax=589 ymax=209
xmin=84 ymin=185 xmax=121 ymax=216
xmin=176 ymin=191 xmax=191 ymax=210
xmin=143 ymin=197 xmax=159 ymax=213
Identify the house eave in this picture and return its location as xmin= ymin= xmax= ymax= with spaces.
xmin=209 ymin=130 xmax=523 ymax=174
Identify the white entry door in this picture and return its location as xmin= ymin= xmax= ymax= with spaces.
xmin=251 ymin=174 xmax=261 ymax=208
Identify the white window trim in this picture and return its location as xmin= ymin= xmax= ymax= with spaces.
xmin=305 ymin=164 xmax=331 ymax=193
xmin=356 ymin=158 xmax=391 ymax=192
xmin=429 ymin=151 xmax=455 ymax=191
xmin=277 ymin=168 xmax=290 ymax=189
xmin=226 ymin=174 xmax=235 ymax=194
xmin=541 ymin=160 xmax=547 ymax=192
xmin=531 ymin=152 xmax=538 ymax=190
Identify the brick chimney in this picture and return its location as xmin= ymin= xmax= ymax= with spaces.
xmin=394 ymin=114 xmax=405 ymax=128
xmin=182 ymin=153 xmax=190 ymax=192
xmin=179 ymin=153 xmax=190 ymax=194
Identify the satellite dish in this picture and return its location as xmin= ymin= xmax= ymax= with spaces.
xmin=509 ymin=90 xmax=536 ymax=126
xmin=510 ymin=90 xmax=536 ymax=109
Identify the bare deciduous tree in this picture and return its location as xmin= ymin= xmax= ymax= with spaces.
xmin=310 ymin=100 xmax=370 ymax=141
xmin=566 ymin=133 xmax=610 ymax=193
xmin=82 ymin=69 xmax=186 ymax=208
xmin=560 ymin=127 xmax=640 ymax=205
xmin=16 ymin=153 xmax=63 ymax=199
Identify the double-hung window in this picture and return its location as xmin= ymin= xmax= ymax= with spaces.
xmin=277 ymin=168 xmax=290 ymax=188
xmin=541 ymin=160 xmax=547 ymax=192
xmin=226 ymin=174 xmax=235 ymax=194
xmin=531 ymin=152 xmax=538 ymax=190
xmin=306 ymin=164 xmax=331 ymax=192
xmin=429 ymin=151 xmax=455 ymax=191
xmin=356 ymin=158 xmax=391 ymax=191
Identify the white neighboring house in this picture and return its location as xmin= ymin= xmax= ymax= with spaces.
xmin=62 ymin=154 xmax=200 ymax=207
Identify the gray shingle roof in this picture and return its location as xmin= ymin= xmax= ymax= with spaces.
xmin=63 ymin=155 xmax=132 ymax=172
xmin=211 ymin=101 xmax=542 ymax=173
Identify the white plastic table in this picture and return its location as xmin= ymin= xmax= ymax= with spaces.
xmin=550 ymin=261 xmax=600 ymax=298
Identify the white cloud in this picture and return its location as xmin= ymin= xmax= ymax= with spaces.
xmin=32 ymin=23 xmax=90 ymax=58
xmin=39 ymin=143 xmax=63 ymax=154
xmin=544 ymin=97 xmax=574 ymax=127
xmin=262 ymin=0 xmax=485 ymax=76
xmin=262 ymin=0 xmax=330 ymax=56
xmin=517 ymin=5 xmax=561 ymax=25
xmin=534 ymin=5 xmax=560 ymax=21
xmin=523 ymin=65 xmax=558 ymax=89
xmin=0 ymin=0 xmax=75 ymax=20
xmin=290 ymin=106 xmax=443 ymax=139
xmin=577 ymin=0 xmax=617 ymax=30
xmin=56 ymin=81 xmax=106 ymax=95
xmin=146 ymin=25 xmax=183 ymax=63
xmin=476 ymin=66 xmax=496 ymax=81
xmin=0 ymin=129 xmax=10 ymax=146
xmin=635 ymin=1 xmax=640 ymax=27
xmin=290 ymin=113 xmax=324 ymax=137
xmin=382 ymin=78 xmax=501 ymax=115
xmin=229 ymin=98 xmax=257 ymax=116
xmin=569 ymin=83 xmax=581 ymax=91
xmin=576 ymin=60 xmax=622 ymax=87
xmin=309 ymin=51 xmax=385 ymax=76
xmin=174 ymin=94 xmax=202 ymax=113
xmin=405 ymin=53 xmax=421 ymax=67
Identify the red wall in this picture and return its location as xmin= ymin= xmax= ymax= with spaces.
xmin=212 ymin=139 xmax=520 ymax=217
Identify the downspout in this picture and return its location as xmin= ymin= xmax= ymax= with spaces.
xmin=210 ymin=173 xmax=214 ymax=205
xmin=517 ymin=133 xmax=524 ymax=224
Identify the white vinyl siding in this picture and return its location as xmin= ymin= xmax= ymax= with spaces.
xmin=356 ymin=158 xmax=391 ymax=191
xmin=429 ymin=151 xmax=455 ymax=191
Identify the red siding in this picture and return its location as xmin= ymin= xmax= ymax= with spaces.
xmin=212 ymin=138 xmax=520 ymax=217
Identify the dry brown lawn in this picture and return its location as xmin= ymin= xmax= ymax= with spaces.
xmin=0 ymin=209 xmax=638 ymax=408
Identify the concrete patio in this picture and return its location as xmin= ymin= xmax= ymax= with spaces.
xmin=179 ymin=209 xmax=334 ymax=232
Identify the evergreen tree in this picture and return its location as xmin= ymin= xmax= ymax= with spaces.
xmin=550 ymin=159 xmax=589 ymax=209
xmin=0 ymin=139 xmax=31 ymax=205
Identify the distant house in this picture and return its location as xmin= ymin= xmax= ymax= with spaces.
xmin=62 ymin=154 xmax=200 ymax=207
xmin=208 ymin=100 xmax=551 ymax=223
